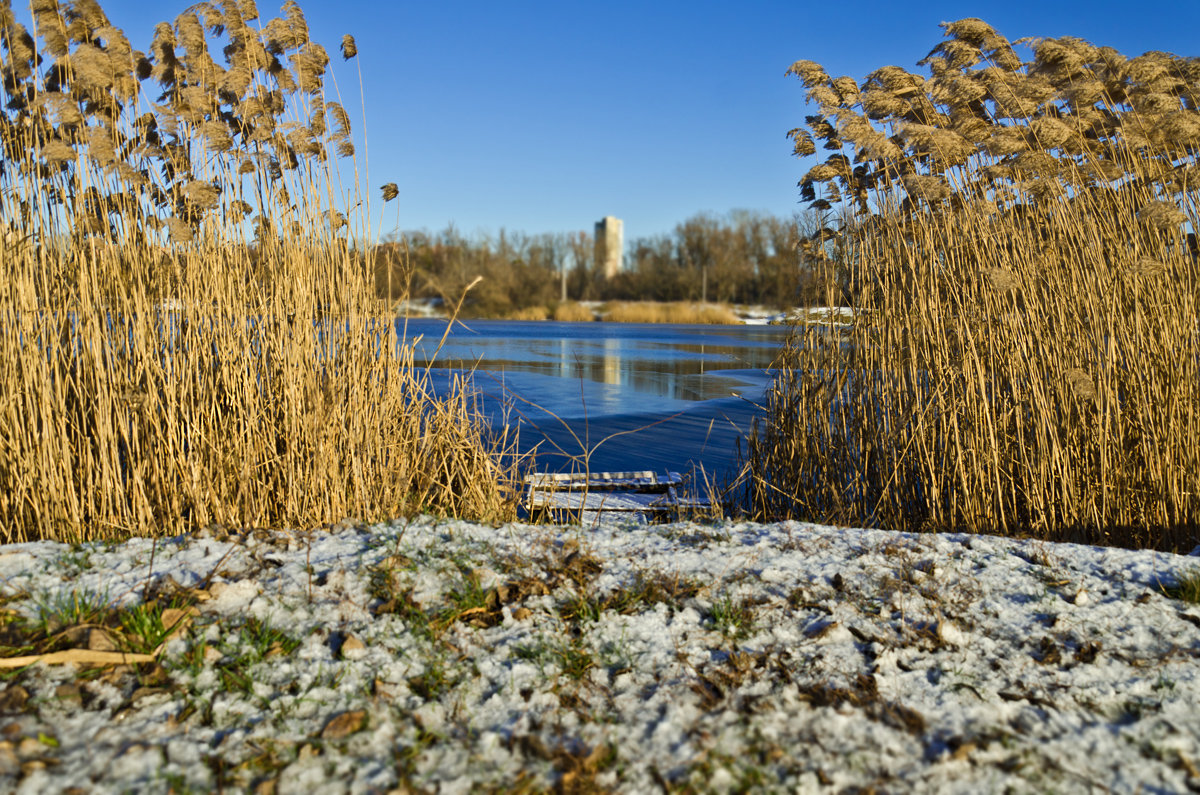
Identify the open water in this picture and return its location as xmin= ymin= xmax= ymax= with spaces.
xmin=400 ymin=319 xmax=791 ymax=481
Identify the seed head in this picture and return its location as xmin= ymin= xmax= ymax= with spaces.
xmin=940 ymin=18 xmax=996 ymax=48
xmin=183 ymin=180 xmax=220 ymax=211
xmin=787 ymin=60 xmax=828 ymax=88
xmin=1138 ymin=200 xmax=1187 ymax=230
xmin=41 ymin=138 xmax=75 ymax=163
xmin=984 ymin=267 xmax=1020 ymax=291
xmin=1064 ymin=368 xmax=1096 ymax=402
xmin=164 ymin=216 xmax=194 ymax=242
xmin=902 ymin=174 xmax=950 ymax=202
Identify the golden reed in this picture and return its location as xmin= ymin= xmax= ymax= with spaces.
xmin=0 ymin=0 xmax=520 ymax=543
xmin=746 ymin=20 xmax=1198 ymax=550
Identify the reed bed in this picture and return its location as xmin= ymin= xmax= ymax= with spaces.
xmin=602 ymin=301 xmax=741 ymax=325
xmin=746 ymin=20 xmax=1199 ymax=550
xmin=503 ymin=305 xmax=550 ymax=321
xmin=551 ymin=300 xmax=597 ymax=322
xmin=0 ymin=0 xmax=520 ymax=544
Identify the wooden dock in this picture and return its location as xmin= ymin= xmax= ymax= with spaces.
xmin=523 ymin=470 xmax=708 ymax=522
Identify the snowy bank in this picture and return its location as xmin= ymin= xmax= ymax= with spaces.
xmin=1 ymin=519 xmax=1199 ymax=792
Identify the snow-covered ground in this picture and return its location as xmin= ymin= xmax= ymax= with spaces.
xmin=2 ymin=518 xmax=1199 ymax=793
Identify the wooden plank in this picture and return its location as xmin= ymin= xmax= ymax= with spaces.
xmin=524 ymin=471 xmax=682 ymax=492
xmin=528 ymin=490 xmax=679 ymax=511
xmin=522 ymin=468 xmax=710 ymax=522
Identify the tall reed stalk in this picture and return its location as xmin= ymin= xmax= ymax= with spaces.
xmin=0 ymin=0 xmax=519 ymax=543
xmin=747 ymin=19 xmax=1199 ymax=550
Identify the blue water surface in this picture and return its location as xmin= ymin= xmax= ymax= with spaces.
xmin=399 ymin=319 xmax=791 ymax=480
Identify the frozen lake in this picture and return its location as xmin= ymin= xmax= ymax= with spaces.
xmin=402 ymin=318 xmax=791 ymax=480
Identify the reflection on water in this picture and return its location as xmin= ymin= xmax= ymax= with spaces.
xmin=403 ymin=319 xmax=785 ymax=404
xmin=401 ymin=319 xmax=791 ymax=477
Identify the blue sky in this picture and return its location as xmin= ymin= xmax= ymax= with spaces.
xmin=13 ymin=0 xmax=1200 ymax=242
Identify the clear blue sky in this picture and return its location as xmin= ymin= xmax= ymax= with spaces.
xmin=13 ymin=0 xmax=1200 ymax=242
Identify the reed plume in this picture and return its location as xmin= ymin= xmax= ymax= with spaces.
xmin=0 ymin=0 xmax=520 ymax=543
xmin=751 ymin=19 xmax=1199 ymax=551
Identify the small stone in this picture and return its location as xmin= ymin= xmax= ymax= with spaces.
xmin=340 ymin=635 xmax=367 ymax=659
xmin=54 ymin=684 xmax=82 ymax=706
xmin=20 ymin=759 xmax=46 ymax=775
xmin=0 ymin=687 xmax=30 ymax=714
xmin=511 ymin=607 xmax=532 ymax=621
xmin=203 ymin=646 xmax=224 ymax=664
xmin=1072 ymin=588 xmax=1089 ymax=606
xmin=16 ymin=737 xmax=43 ymax=758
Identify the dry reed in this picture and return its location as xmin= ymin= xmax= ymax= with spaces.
xmin=746 ymin=20 xmax=1199 ymax=550
xmin=602 ymin=302 xmax=742 ymax=325
xmin=551 ymin=301 xmax=597 ymax=322
xmin=0 ymin=0 xmax=520 ymax=543
xmin=504 ymin=305 xmax=550 ymax=321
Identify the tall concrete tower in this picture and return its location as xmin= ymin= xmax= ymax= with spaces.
xmin=594 ymin=216 xmax=623 ymax=279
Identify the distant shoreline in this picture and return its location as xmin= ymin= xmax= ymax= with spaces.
xmin=390 ymin=298 xmax=853 ymax=326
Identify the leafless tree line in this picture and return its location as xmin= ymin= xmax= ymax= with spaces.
xmin=372 ymin=209 xmax=831 ymax=316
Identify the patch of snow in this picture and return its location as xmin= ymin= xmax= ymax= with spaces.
xmin=0 ymin=519 xmax=1198 ymax=792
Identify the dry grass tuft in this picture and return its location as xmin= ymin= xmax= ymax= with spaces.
xmin=504 ymin=305 xmax=550 ymax=321
xmin=746 ymin=21 xmax=1199 ymax=551
xmin=602 ymin=301 xmax=741 ymax=325
xmin=0 ymin=0 xmax=520 ymax=543
xmin=551 ymin=301 xmax=596 ymax=322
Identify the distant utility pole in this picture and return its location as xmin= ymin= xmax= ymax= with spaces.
xmin=594 ymin=216 xmax=623 ymax=279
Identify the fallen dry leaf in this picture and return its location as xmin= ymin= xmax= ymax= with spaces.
xmin=160 ymin=606 xmax=198 ymax=633
xmin=320 ymin=710 xmax=367 ymax=740
xmin=87 ymin=629 xmax=118 ymax=652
